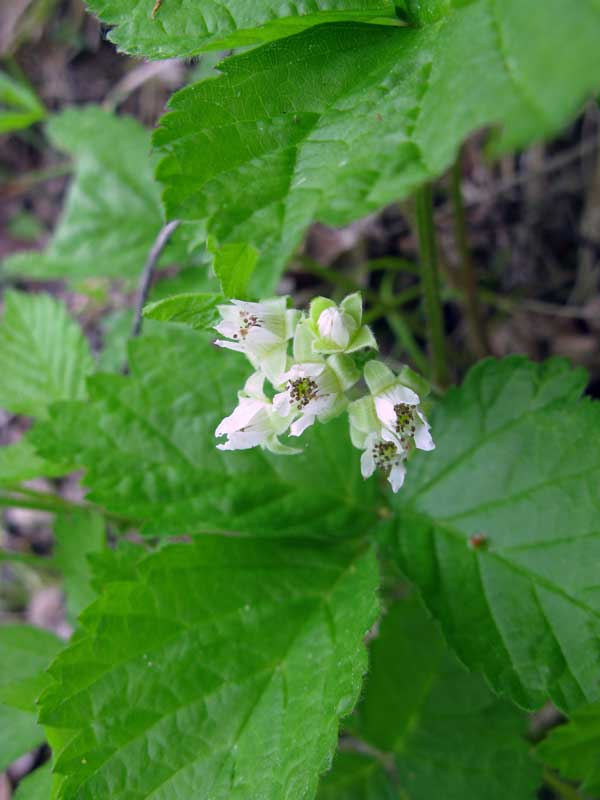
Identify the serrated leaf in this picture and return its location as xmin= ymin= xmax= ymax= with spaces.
xmin=2 ymin=107 xmax=175 ymax=281
xmin=0 ymin=625 xmax=63 ymax=771
xmin=0 ymin=437 xmax=69 ymax=486
xmin=155 ymin=3 xmax=600 ymax=289
xmin=13 ymin=762 xmax=53 ymax=800
xmin=83 ymin=0 xmax=397 ymax=59
xmin=0 ymin=290 xmax=94 ymax=418
xmin=143 ymin=291 xmax=225 ymax=330
xmin=208 ymin=239 xmax=258 ymax=299
xmin=336 ymin=595 xmax=541 ymax=799
xmin=54 ymin=510 xmax=106 ymax=625
xmin=31 ymin=327 xmax=382 ymax=537
xmin=40 ymin=536 xmax=379 ymax=800
xmin=390 ymin=356 xmax=600 ymax=712
xmin=538 ymin=701 xmax=600 ymax=796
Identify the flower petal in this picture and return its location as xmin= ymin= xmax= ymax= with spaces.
xmin=290 ymin=414 xmax=316 ymax=436
xmin=360 ymin=446 xmax=376 ymax=478
xmin=388 ymin=461 xmax=407 ymax=493
xmin=414 ymin=412 xmax=435 ymax=451
xmin=213 ymin=338 xmax=245 ymax=353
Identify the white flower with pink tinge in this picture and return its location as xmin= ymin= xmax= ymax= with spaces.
xmin=360 ymin=433 xmax=408 ymax=493
xmin=273 ymin=362 xmax=345 ymax=437
xmin=215 ymin=372 xmax=299 ymax=455
xmin=213 ymin=298 xmax=299 ymax=384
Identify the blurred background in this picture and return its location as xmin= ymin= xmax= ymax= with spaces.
xmin=1 ymin=2 xmax=599 ymax=796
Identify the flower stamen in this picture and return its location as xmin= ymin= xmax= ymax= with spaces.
xmin=288 ymin=376 xmax=319 ymax=409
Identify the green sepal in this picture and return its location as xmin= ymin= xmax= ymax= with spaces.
xmin=328 ymin=354 xmax=360 ymax=392
xmin=397 ymin=364 xmax=431 ymax=398
xmin=340 ymin=292 xmax=363 ymax=326
xmin=348 ymin=395 xmax=379 ymax=449
xmin=363 ymin=360 xmax=397 ymax=396
xmin=309 ymin=296 xmax=335 ymax=326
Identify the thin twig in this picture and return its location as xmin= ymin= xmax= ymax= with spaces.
xmin=130 ymin=220 xmax=181 ymax=339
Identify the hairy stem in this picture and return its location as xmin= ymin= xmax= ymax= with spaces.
xmin=450 ymin=153 xmax=490 ymax=357
xmin=415 ymin=184 xmax=449 ymax=387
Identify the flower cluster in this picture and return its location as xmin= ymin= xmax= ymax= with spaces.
xmin=214 ymin=293 xmax=434 ymax=492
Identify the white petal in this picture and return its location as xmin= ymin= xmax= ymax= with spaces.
xmin=360 ymin=447 xmax=376 ymax=478
xmin=272 ymin=391 xmax=291 ymax=417
xmin=318 ymin=307 xmax=350 ymax=348
xmin=217 ymin=429 xmax=268 ymax=450
xmin=374 ymin=396 xmax=397 ymax=428
xmin=243 ymin=371 xmax=265 ymax=398
xmin=414 ymin=412 xmax=435 ymax=451
xmin=214 ymin=338 xmax=245 ymax=353
xmin=290 ymin=414 xmax=317 ymax=436
xmin=215 ymin=398 xmax=265 ymax=436
xmin=381 ymin=385 xmax=420 ymax=407
xmin=214 ymin=319 xmax=240 ymax=338
xmin=388 ymin=461 xmax=407 ymax=493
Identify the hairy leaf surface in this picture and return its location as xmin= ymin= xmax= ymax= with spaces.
xmin=31 ymin=327 xmax=381 ymax=537
xmin=83 ymin=0 xmax=397 ymax=58
xmin=40 ymin=537 xmax=379 ymax=799
xmin=156 ymin=2 xmax=600 ymax=290
xmin=0 ymin=291 xmax=93 ymax=418
xmin=391 ymin=357 xmax=600 ymax=711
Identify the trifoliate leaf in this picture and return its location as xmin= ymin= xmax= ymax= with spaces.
xmin=40 ymin=536 xmax=379 ymax=799
xmin=0 ymin=625 xmax=63 ymax=771
xmin=13 ymin=762 xmax=53 ymax=800
xmin=391 ymin=356 xmax=600 ymax=711
xmin=82 ymin=0 xmax=397 ymax=59
xmin=31 ymin=327 xmax=381 ymax=537
xmin=2 ymin=107 xmax=182 ymax=281
xmin=156 ymin=3 xmax=600 ymax=289
xmin=0 ymin=290 xmax=94 ymax=418
xmin=143 ymin=291 xmax=225 ymax=330
xmin=54 ymin=510 xmax=106 ymax=625
xmin=0 ymin=437 xmax=69 ymax=486
xmin=341 ymin=595 xmax=540 ymax=799
xmin=538 ymin=701 xmax=600 ymax=796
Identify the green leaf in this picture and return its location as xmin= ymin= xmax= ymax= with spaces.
xmin=2 ymin=107 xmax=165 ymax=281
xmin=337 ymin=595 xmax=541 ymax=799
xmin=0 ymin=290 xmax=94 ymax=418
xmin=0 ymin=625 xmax=63 ymax=771
xmin=538 ymin=701 xmax=600 ymax=796
xmin=208 ymin=239 xmax=258 ymax=299
xmin=0 ymin=69 xmax=46 ymax=134
xmin=54 ymin=510 xmax=106 ymax=625
xmin=83 ymin=0 xmax=397 ymax=59
xmin=156 ymin=3 xmax=600 ymax=289
xmin=317 ymin=752 xmax=395 ymax=799
xmin=40 ymin=536 xmax=379 ymax=799
xmin=143 ymin=291 xmax=225 ymax=330
xmin=31 ymin=327 xmax=382 ymax=537
xmin=0 ymin=437 xmax=69 ymax=486
xmin=390 ymin=356 xmax=600 ymax=712
xmin=13 ymin=762 xmax=53 ymax=800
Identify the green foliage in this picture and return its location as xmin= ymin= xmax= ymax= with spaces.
xmin=538 ymin=702 xmax=600 ymax=796
xmin=13 ymin=762 xmax=53 ymax=800
xmin=82 ymin=0 xmax=397 ymax=59
xmin=155 ymin=2 xmax=600 ymax=289
xmin=0 ymin=625 xmax=63 ymax=771
xmin=341 ymin=594 xmax=540 ymax=799
xmin=0 ymin=437 xmax=68 ymax=486
xmin=0 ymin=69 xmax=46 ymax=134
xmin=39 ymin=537 xmax=379 ymax=799
xmin=0 ymin=290 xmax=94 ymax=418
xmin=209 ymin=239 xmax=259 ymax=299
xmin=2 ymin=107 xmax=167 ymax=281
xmin=31 ymin=327 xmax=381 ymax=537
xmin=317 ymin=752 xmax=395 ymax=800
xmin=54 ymin=510 xmax=106 ymax=625
xmin=143 ymin=292 xmax=225 ymax=330
xmin=391 ymin=357 xmax=600 ymax=712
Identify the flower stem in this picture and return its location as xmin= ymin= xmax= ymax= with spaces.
xmin=450 ymin=152 xmax=490 ymax=357
xmin=415 ymin=183 xmax=449 ymax=387
xmin=543 ymin=768 xmax=582 ymax=800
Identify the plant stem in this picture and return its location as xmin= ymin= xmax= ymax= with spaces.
xmin=415 ymin=184 xmax=449 ymax=387
xmin=450 ymin=153 xmax=490 ymax=357
xmin=543 ymin=768 xmax=582 ymax=800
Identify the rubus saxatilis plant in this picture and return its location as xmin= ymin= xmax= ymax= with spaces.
xmin=1 ymin=2 xmax=600 ymax=799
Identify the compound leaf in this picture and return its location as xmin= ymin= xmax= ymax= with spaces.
xmin=40 ymin=536 xmax=379 ymax=799
xmin=143 ymin=291 xmax=225 ymax=330
xmin=0 ymin=290 xmax=94 ymax=418
xmin=155 ymin=2 xmax=600 ymax=290
xmin=390 ymin=356 xmax=600 ymax=711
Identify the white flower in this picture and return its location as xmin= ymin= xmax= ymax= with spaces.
xmin=364 ymin=361 xmax=434 ymax=453
xmin=214 ymin=297 xmax=300 ymax=384
xmin=273 ymin=362 xmax=346 ymax=437
xmin=307 ymin=293 xmax=377 ymax=355
xmin=360 ymin=432 xmax=408 ymax=493
xmin=215 ymin=372 xmax=300 ymax=455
